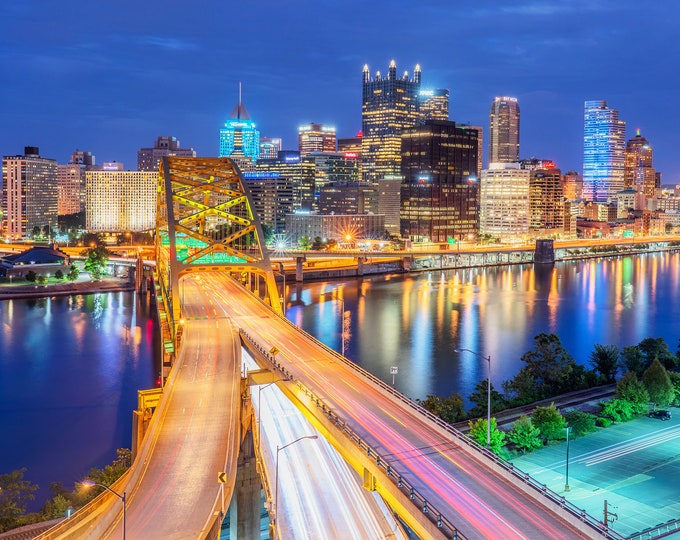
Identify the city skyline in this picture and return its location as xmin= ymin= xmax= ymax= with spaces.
xmin=2 ymin=1 xmax=679 ymax=181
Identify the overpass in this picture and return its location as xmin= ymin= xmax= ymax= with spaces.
xmin=41 ymin=157 xmax=623 ymax=539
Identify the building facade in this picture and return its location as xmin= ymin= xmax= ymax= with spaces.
xmin=479 ymin=163 xmax=530 ymax=240
xmin=85 ymin=170 xmax=157 ymax=231
xmin=242 ymin=172 xmax=294 ymax=234
xmin=583 ymin=100 xmax=626 ymax=202
xmin=285 ymin=213 xmax=385 ymax=243
xmin=2 ymin=147 xmax=58 ymax=240
xmin=219 ymin=89 xmax=260 ymax=163
xmin=255 ymin=153 xmax=316 ymax=212
xmin=489 ymin=96 xmax=520 ymax=163
xmin=624 ymin=129 xmax=656 ymax=198
xmin=318 ymin=181 xmax=378 ymax=215
xmin=562 ymin=170 xmax=584 ymax=201
xmin=137 ymin=136 xmax=195 ymax=172
xmin=259 ymin=137 xmax=282 ymax=160
xmin=361 ymin=61 xmax=421 ymax=182
xmin=298 ymin=123 xmax=337 ymax=156
xmin=57 ymin=163 xmax=86 ymax=215
xmin=400 ymin=120 xmax=479 ymax=243
xmin=418 ymin=88 xmax=449 ymax=123
xmin=529 ymin=168 xmax=564 ymax=234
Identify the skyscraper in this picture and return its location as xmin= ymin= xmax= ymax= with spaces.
xmin=361 ymin=60 xmax=421 ymax=182
xmin=298 ymin=123 xmax=337 ymax=156
xmin=624 ymin=129 xmax=656 ymax=198
xmin=259 ymin=137 xmax=282 ymax=160
xmin=418 ymin=89 xmax=449 ymax=123
xmin=489 ymin=96 xmax=520 ymax=163
xmin=219 ymin=84 xmax=260 ymax=163
xmin=57 ymin=163 xmax=85 ymax=215
xmin=401 ymin=120 xmax=479 ymax=242
xmin=2 ymin=147 xmax=58 ymax=240
xmin=137 ymin=136 xmax=195 ymax=172
xmin=480 ymin=163 xmax=530 ymax=241
xmin=583 ymin=100 xmax=626 ymax=202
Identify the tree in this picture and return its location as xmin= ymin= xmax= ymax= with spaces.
xmin=642 ymin=358 xmax=674 ymax=407
xmin=590 ymin=344 xmax=619 ymax=383
xmin=298 ymin=235 xmax=312 ymax=250
xmin=66 ymin=264 xmax=80 ymax=282
xmin=531 ymin=403 xmax=567 ymax=441
xmin=31 ymin=226 xmax=42 ymax=239
xmin=669 ymin=372 xmax=680 ymax=406
xmin=36 ymin=275 xmax=46 ymax=285
xmin=25 ymin=270 xmax=37 ymax=283
xmin=311 ymin=236 xmax=324 ymax=250
xmin=260 ymin=223 xmax=274 ymax=246
xmin=468 ymin=380 xmax=505 ymax=418
xmin=468 ymin=417 xmax=505 ymax=454
xmin=638 ymin=337 xmax=677 ymax=370
xmin=84 ymin=246 xmax=110 ymax=280
xmin=54 ymin=269 xmax=64 ymax=280
xmin=502 ymin=367 xmax=540 ymax=406
xmin=621 ymin=345 xmax=645 ymax=377
xmin=418 ymin=393 xmax=466 ymax=424
xmin=615 ymin=371 xmax=649 ymax=415
xmin=600 ymin=398 xmax=635 ymax=422
xmin=507 ymin=415 xmax=543 ymax=453
xmin=563 ymin=410 xmax=597 ymax=437
xmin=0 ymin=468 xmax=38 ymax=533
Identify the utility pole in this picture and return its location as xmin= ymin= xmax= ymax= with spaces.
xmin=604 ymin=500 xmax=618 ymax=529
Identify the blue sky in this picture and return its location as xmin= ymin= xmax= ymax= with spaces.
xmin=1 ymin=0 xmax=679 ymax=181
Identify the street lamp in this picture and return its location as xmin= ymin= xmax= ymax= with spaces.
xmin=257 ymin=378 xmax=288 ymax=453
xmin=564 ymin=426 xmax=572 ymax=492
xmin=454 ymin=347 xmax=492 ymax=448
xmin=274 ymin=435 xmax=318 ymax=531
xmin=82 ymin=480 xmax=126 ymax=540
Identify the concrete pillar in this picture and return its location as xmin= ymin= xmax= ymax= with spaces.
xmin=401 ymin=257 xmax=411 ymax=272
xmin=232 ymin=430 xmax=260 ymax=539
xmin=295 ymin=256 xmax=305 ymax=282
xmin=535 ymin=239 xmax=555 ymax=264
xmin=357 ymin=257 xmax=365 ymax=276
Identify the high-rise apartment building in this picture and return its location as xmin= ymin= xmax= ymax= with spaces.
xmin=57 ymin=163 xmax=86 ymax=215
xmin=298 ymin=123 xmax=337 ymax=156
xmin=219 ymin=85 xmax=260 ymax=163
xmin=137 ymin=136 xmax=195 ymax=172
xmin=480 ymin=163 xmax=531 ymax=240
xmin=361 ymin=60 xmax=421 ymax=182
xmin=624 ymin=129 xmax=656 ymax=198
xmin=2 ymin=147 xmax=58 ymax=240
xmin=418 ymin=89 xmax=449 ymax=123
xmin=85 ymin=170 xmax=157 ymax=231
xmin=583 ymin=100 xmax=626 ymax=201
xmin=259 ymin=137 xmax=282 ymax=160
xmin=489 ymin=96 xmax=520 ymax=163
xmin=400 ymin=120 xmax=479 ymax=243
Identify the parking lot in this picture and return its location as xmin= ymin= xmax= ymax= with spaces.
xmin=509 ymin=411 xmax=680 ymax=538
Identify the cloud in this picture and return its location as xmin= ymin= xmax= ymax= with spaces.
xmin=138 ymin=36 xmax=197 ymax=51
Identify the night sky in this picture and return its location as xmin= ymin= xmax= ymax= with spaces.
xmin=2 ymin=1 xmax=679 ymax=181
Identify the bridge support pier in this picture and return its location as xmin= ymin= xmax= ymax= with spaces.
xmin=295 ymin=257 xmax=305 ymax=282
xmin=230 ymin=430 xmax=261 ymax=539
xmin=401 ymin=257 xmax=411 ymax=272
xmin=357 ymin=257 xmax=365 ymax=276
xmin=535 ymin=239 xmax=555 ymax=264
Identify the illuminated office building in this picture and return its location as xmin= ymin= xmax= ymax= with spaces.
xmin=461 ymin=125 xmax=483 ymax=176
xmin=583 ymin=100 xmax=626 ymax=201
xmin=85 ymin=170 xmax=157 ymax=231
xmin=285 ymin=213 xmax=385 ymax=243
xmin=529 ymin=168 xmax=564 ymax=234
xmin=242 ymin=172 xmax=294 ymax=233
xmin=418 ymin=88 xmax=449 ymax=123
xmin=255 ymin=153 xmax=315 ymax=212
xmin=489 ymin=96 xmax=520 ymax=163
xmin=361 ymin=60 xmax=421 ymax=182
xmin=70 ymin=150 xmax=95 ymax=169
xmin=624 ymin=129 xmax=656 ymax=198
xmin=318 ymin=181 xmax=378 ymax=215
xmin=259 ymin=137 xmax=282 ymax=160
xmin=562 ymin=170 xmax=583 ymax=200
xmin=401 ymin=120 xmax=479 ymax=242
xmin=378 ymin=175 xmax=402 ymax=236
xmin=57 ymin=163 xmax=86 ymax=215
xmin=219 ymin=85 xmax=260 ymax=163
xmin=298 ymin=123 xmax=337 ymax=156
xmin=137 ymin=136 xmax=195 ymax=172
xmin=306 ymin=152 xmax=358 ymax=200
xmin=3 ymin=147 xmax=58 ymax=240
xmin=338 ymin=132 xmax=363 ymax=179
xmin=480 ymin=163 xmax=531 ymax=240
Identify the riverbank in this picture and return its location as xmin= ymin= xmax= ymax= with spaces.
xmin=0 ymin=276 xmax=134 ymax=300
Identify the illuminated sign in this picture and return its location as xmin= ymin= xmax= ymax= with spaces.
xmin=284 ymin=156 xmax=300 ymax=163
xmin=344 ymin=153 xmax=357 ymax=159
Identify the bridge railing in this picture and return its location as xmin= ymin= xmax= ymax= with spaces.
xmin=240 ymin=304 xmax=627 ymax=540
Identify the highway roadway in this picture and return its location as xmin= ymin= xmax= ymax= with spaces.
xmin=205 ymin=271 xmax=599 ymax=540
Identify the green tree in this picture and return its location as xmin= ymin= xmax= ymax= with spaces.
xmin=590 ymin=344 xmax=620 ymax=383
xmin=669 ymin=372 xmax=680 ymax=406
xmin=84 ymin=246 xmax=110 ymax=280
xmin=0 ymin=468 xmax=39 ymax=533
xmin=54 ymin=269 xmax=64 ymax=280
xmin=311 ymin=236 xmax=324 ymax=250
xmin=87 ymin=448 xmax=132 ymax=487
xmin=260 ymin=223 xmax=274 ymax=245
xmin=66 ymin=264 xmax=80 ymax=282
xmin=615 ymin=371 xmax=649 ymax=415
xmin=531 ymin=403 xmax=567 ymax=441
xmin=600 ymin=398 xmax=635 ymax=422
xmin=621 ymin=345 xmax=645 ymax=377
xmin=563 ymin=410 xmax=597 ymax=437
xmin=642 ymin=358 xmax=674 ymax=406
xmin=36 ymin=275 xmax=46 ymax=285
xmin=638 ymin=337 xmax=677 ymax=370
xmin=468 ymin=417 xmax=505 ymax=454
xmin=25 ymin=271 xmax=37 ymax=283
xmin=468 ymin=380 xmax=505 ymax=418
xmin=298 ymin=235 xmax=312 ymax=250
xmin=31 ymin=226 xmax=42 ymax=239
xmin=503 ymin=368 xmax=540 ymax=406
xmin=418 ymin=393 xmax=466 ymax=424
xmin=40 ymin=494 xmax=71 ymax=520
xmin=507 ymin=415 xmax=543 ymax=453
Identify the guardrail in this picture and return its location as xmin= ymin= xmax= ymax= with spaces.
xmin=628 ymin=518 xmax=680 ymax=540
xmin=239 ymin=302 xmax=627 ymax=540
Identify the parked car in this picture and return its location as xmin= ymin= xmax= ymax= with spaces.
xmin=648 ymin=409 xmax=671 ymax=420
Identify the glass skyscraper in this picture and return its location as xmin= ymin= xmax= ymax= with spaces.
xmin=489 ymin=96 xmax=520 ymax=164
xmin=219 ymin=86 xmax=260 ymax=163
xmin=583 ymin=100 xmax=626 ymax=202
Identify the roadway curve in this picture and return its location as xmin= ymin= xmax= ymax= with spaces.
xmin=206 ymin=272 xmax=597 ymax=540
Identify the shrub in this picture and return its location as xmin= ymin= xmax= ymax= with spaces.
xmin=596 ymin=417 xmax=612 ymax=428
xmin=563 ymin=410 xmax=597 ymax=437
xmin=25 ymin=270 xmax=37 ymax=283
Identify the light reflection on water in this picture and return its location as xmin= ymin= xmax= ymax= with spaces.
xmin=287 ymin=252 xmax=680 ymax=404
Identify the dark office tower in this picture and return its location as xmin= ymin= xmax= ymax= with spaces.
xmin=530 ymin=168 xmax=564 ymax=233
xmin=624 ymin=129 xmax=656 ymax=198
xmin=583 ymin=100 xmax=625 ymax=201
xmin=361 ymin=60 xmax=421 ymax=182
xmin=137 ymin=136 xmax=196 ymax=172
xmin=2 ymin=147 xmax=58 ymax=240
xmin=400 ymin=120 xmax=479 ymax=242
xmin=461 ymin=125 xmax=483 ymax=177
xmin=298 ymin=123 xmax=337 ymax=157
xmin=489 ymin=96 xmax=520 ymax=163
xmin=419 ymin=88 xmax=449 ymax=123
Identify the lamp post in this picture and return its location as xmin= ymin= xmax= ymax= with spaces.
xmin=274 ymin=435 xmax=318 ymax=531
xmin=454 ymin=347 xmax=492 ymax=448
xmin=276 ymin=262 xmax=286 ymax=315
xmin=330 ymin=288 xmax=345 ymax=356
xmin=257 ymin=378 xmax=287 ymax=453
xmin=564 ymin=426 xmax=572 ymax=492
xmin=82 ymin=480 xmax=126 ymax=540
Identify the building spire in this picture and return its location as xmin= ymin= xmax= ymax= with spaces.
xmin=229 ymin=82 xmax=251 ymax=120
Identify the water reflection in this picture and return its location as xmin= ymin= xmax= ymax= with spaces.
xmin=289 ymin=252 xmax=680 ymax=404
